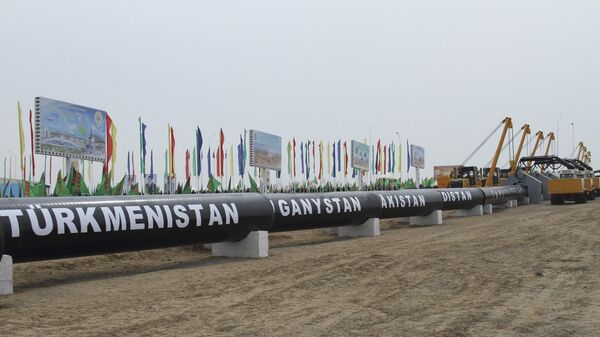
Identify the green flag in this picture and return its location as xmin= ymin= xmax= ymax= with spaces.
xmin=128 ymin=183 xmax=139 ymax=195
xmin=248 ymin=173 xmax=258 ymax=192
xmin=182 ymin=177 xmax=192 ymax=194
xmin=54 ymin=170 xmax=72 ymax=196
xmin=112 ymin=175 xmax=126 ymax=195
xmin=30 ymin=173 xmax=47 ymax=197
xmin=207 ymin=175 xmax=221 ymax=192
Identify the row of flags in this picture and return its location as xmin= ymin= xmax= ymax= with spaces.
xmin=9 ymin=101 xmax=416 ymax=197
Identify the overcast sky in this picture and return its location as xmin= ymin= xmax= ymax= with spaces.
xmin=1 ymin=0 xmax=599 ymax=186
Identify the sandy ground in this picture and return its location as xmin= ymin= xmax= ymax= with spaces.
xmin=1 ymin=201 xmax=600 ymax=337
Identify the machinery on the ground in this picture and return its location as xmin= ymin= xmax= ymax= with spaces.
xmin=518 ymin=155 xmax=594 ymax=204
xmin=436 ymin=117 xmax=514 ymax=189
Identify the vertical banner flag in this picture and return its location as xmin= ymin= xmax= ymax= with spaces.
xmin=150 ymin=150 xmax=154 ymax=176
xmin=305 ymin=142 xmax=310 ymax=179
xmin=170 ymin=126 xmax=176 ymax=177
xmin=344 ymin=141 xmax=348 ymax=176
xmin=192 ymin=147 xmax=197 ymax=178
xmin=105 ymin=114 xmax=114 ymax=174
xmin=300 ymin=142 xmax=305 ymax=174
xmin=318 ymin=141 xmax=323 ymax=180
xmin=375 ymin=141 xmax=380 ymax=173
xmin=207 ymin=147 xmax=212 ymax=177
xmin=287 ymin=141 xmax=292 ymax=175
xmin=312 ymin=141 xmax=316 ymax=174
xmin=383 ymin=145 xmax=387 ymax=175
xmin=407 ymin=139 xmax=411 ymax=173
xmin=196 ymin=127 xmax=203 ymax=176
xmin=127 ymin=151 xmax=131 ymax=177
xmin=185 ymin=149 xmax=190 ymax=179
xmin=337 ymin=140 xmax=341 ymax=173
xmin=293 ymin=138 xmax=297 ymax=177
xmin=217 ymin=128 xmax=225 ymax=177
xmin=140 ymin=120 xmax=147 ymax=175
xmin=332 ymin=143 xmax=336 ymax=178
xmin=238 ymin=135 xmax=244 ymax=176
xmin=164 ymin=150 xmax=168 ymax=178
xmin=29 ymin=109 xmax=35 ymax=177
xmin=398 ymin=144 xmax=402 ymax=174
xmin=17 ymin=102 xmax=25 ymax=176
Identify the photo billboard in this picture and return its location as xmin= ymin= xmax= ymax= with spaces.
xmin=410 ymin=144 xmax=425 ymax=169
xmin=35 ymin=97 xmax=107 ymax=162
xmin=351 ymin=140 xmax=370 ymax=171
xmin=248 ymin=129 xmax=282 ymax=171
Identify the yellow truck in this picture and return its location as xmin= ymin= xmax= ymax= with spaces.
xmin=548 ymin=170 xmax=587 ymax=204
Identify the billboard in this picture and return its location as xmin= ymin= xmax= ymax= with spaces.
xmin=410 ymin=144 xmax=425 ymax=169
xmin=35 ymin=97 xmax=107 ymax=162
xmin=351 ymin=140 xmax=370 ymax=171
xmin=248 ymin=129 xmax=282 ymax=171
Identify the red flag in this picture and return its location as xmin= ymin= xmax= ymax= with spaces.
xmin=185 ymin=149 xmax=190 ymax=179
xmin=104 ymin=115 xmax=113 ymax=174
xmin=376 ymin=140 xmax=381 ymax=172
xmin=344 ymin=141 xmax=348 ymax=176
xmin=218 ymin=128 xmax=225 ymax=176
xmin=29 ymin=110 xmax=35 ymax=177
xmin=170 ymin=127 xmax=175 ymax=176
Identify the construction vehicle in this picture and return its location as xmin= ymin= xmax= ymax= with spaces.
xmin=518 ymin=155 xmax=591 ymax=204
xmin=525 ymin=131 xmax=545 ymax=172
xmin=436 ymin=117 xmax=515 ymax=188
xmin=509 ymin=124 xmax=531 ymax=176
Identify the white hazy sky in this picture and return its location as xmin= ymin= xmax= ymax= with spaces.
xmin=1 ymin=0 xmax=599 ymax=186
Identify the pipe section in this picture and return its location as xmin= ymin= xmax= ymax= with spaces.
xmin=0 ymin=185 xmax=527 ymax=262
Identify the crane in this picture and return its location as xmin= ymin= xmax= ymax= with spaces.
xmin=539 ymin=132 xmax=556 ymax=172
xmin=526 ymin=131 xmax=544 ymax=172
xmin=510 ymin=124 xmax=531 ymax=176
xmin=485 ymin=117 xmax=513 ymax=187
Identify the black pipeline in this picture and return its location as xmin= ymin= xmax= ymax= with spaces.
xmin=0 ymin=185 xmax=526 ymax=262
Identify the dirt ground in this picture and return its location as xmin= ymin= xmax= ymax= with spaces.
xmin=1 ymin=201 xmax=599 ymax=337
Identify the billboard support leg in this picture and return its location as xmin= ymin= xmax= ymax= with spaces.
xmin=0 ymin=255 xmax=13 ymax=295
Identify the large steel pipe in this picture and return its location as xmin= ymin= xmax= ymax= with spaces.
xmin=438 ymin=188 xmax=485 ymax=211
xmin=375 ymin=190 xmax=442 ymax=218
xmin=267 ymin=192 xmax=380 ymax=232
xmin=0 ymin=194 xmax=273 ymax=262
xmin=480 ymin=185 xmax=527 ymax=205
xmin=0 ymin=185 xmax=528 ymax=263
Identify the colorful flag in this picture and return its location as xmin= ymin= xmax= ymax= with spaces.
xmin=17 ymin=102 xmax=25 ymax=180
xmin=332 ymin=143 xmax=336 ymax=178
xmin=383 ymin=145 xmax=387 ymax=175
xmin=127 ymin=151 xmax=131 ymax=177
xmin=150 ymin=150 xmax=154 ymax=176
xmin=216 ymin=128 xmax=225 ymax=177
xmin=300 ymin=142 xmax=305 ymax=174
xmin=398 ymin=144 xmax=402 ymax=174
xmin=318 ymin=141 xmax=323 ymax=180
xmin=192 ymin=146 xmax=197 ymax=178
xmin=207 ymin=147 xmax=212 ymax=177
xmin=170 ymin=126 xmax=176 ymax=177
xmin=343 ymin=141 xmax=348 ymax=176
xmin=140 ymin=120 xmax=147 ymax=175
xmin=337 ymin=140 xmax=341 ymax=173
xmin=196 ymin=127 xmax=203 ymax=175
xmin=327 ymin=141 xmax=331 ymax=177
xmin=293 ymin=138 xmax=297 ymax=177
xmin=185 ymin=149 xmax=190 ymax=179
xmin=407 ymin=139 xmax=411 ymax=173
xmin=287 ymin=141 xmax=292 ymax=175
xmin=29 ymin=110 xmax=35 ymax=177
xmin=238 ymin=135 xmax=244 ymax=176
xmin=375 ymin=140 xmax=380 ymax=173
